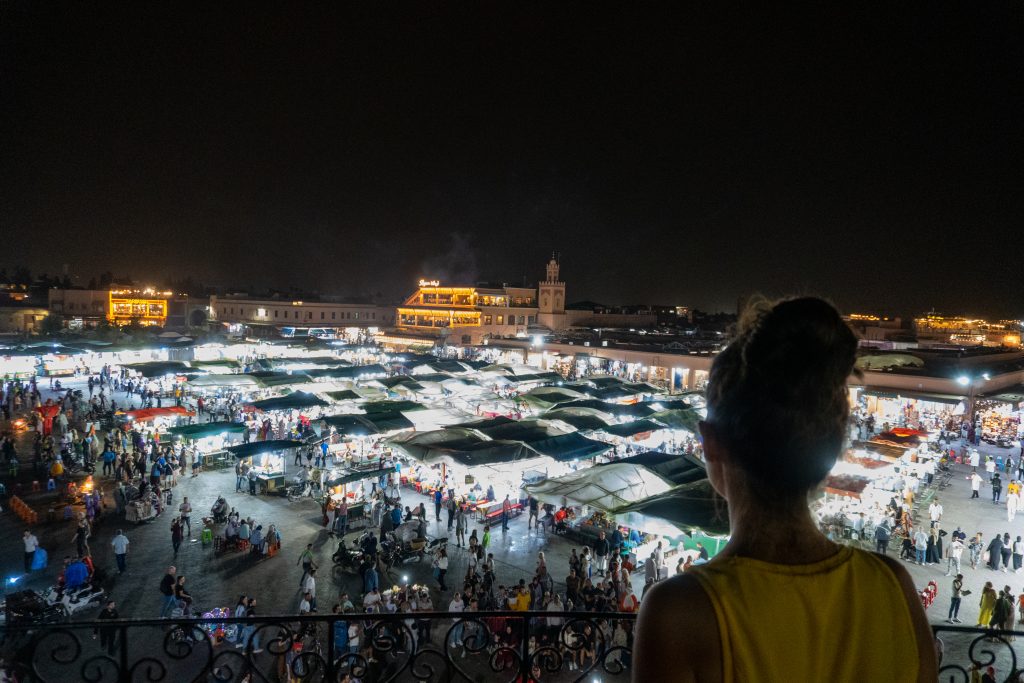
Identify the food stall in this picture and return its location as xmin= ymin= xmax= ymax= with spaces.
xmin=224 ymin=440 xmax=303 ymax=494
xmin=322 ymin=465 xmax=397 ymax=528
xmin=165 ymin=421 xmax=249 ymax=469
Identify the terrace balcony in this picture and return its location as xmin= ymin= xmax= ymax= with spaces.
xmin=0 ymin=612 xmax=1015 ymax=681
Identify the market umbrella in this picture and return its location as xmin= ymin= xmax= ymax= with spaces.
xmin=610 ymin=478 xmax=730 ymax=536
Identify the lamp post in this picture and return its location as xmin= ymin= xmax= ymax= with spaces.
xmin=957 ymin=374 xmax=990 ymax=426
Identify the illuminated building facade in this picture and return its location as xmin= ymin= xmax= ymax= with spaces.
xmin=107 ymin=288 xmax=171 ymax=326
xmin=48 ymin=288 xmax=206 ymax=330
xmin=396 ymin=278 xmax=542 ymax=343
xmin=914 ymin=314 xmax=1023 ymax=348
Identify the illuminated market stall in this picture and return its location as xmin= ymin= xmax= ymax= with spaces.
xmin=225 ymin=440 xmax=303 ymax=494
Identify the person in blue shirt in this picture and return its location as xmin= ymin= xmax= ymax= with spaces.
xmin=390 ymin=505 xmax=402 ymax=527
xmin=101 ymin=448 xmax=116 ymax=477
xmin=434 ymin=488 xmax=444 ymax=521
xmin=63 ymin=557 xmax=89 ymax=591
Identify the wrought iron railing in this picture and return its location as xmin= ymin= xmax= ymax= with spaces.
xmin=3 ymin=614 xmax=1019 ymax=681
xmin=932 ymin=624 xmax=1024 ymax=683
xmin=0 ymin=610 xmax=635 ymax=682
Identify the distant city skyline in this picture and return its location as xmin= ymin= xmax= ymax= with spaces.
xmin=3 ymin=5 xmax=1022 ymax=318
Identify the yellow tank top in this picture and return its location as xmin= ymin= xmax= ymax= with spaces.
xmin=689 ymin=545 xmax=918 ymax=682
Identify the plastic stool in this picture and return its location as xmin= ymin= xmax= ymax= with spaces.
xmin=237 ymin=539 xmax=249 ymax=552
xmin=46 ymin=479 xmax=56 ymax=491
xmin=31 ymin=481 xmax=41 ymax=492
xmin=201 ymin=528 xmax=213 ymax=545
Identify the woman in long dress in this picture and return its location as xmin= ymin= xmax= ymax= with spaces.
xmin=978 ymin=582 xmax=997 ymax=627
xmin=987 ymin=535 xmax=1004 ymax=571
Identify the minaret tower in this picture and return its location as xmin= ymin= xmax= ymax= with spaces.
xmin=537 ymin=252 xmax=567 ymax=330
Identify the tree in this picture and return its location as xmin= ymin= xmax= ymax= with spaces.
xmin=39 ymin=314 xmax=64 ymax=336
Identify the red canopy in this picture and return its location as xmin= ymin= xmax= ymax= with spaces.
xmin=122 ymin=406 xmax=195 ymax=422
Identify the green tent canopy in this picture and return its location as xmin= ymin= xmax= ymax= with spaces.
xmin=326 ymin=390 xmax=362 ymax=402
xmin=361 ymin=400 xmax=426 ymax=414
xmin=326 ymin=466 xmax=396 ymax=488
xmin=166 ymin=421 xmax=248 ymax=439
xmin=323 ymin=414 xmax=380 ymax=437
xmin=529 ymin=432 xmax=613 ymax=461
xmin=248 ymin=392 xmax=328 ymax=411
xmin=649 ymin=408 xmax=701 ymax=432
xmin=225 ymin=439 xmax=304 ymax=458
xmin=601 ymin=419 xmax=665 ymax=438
xmin=611 ymin=478 xmax=730 ymax=536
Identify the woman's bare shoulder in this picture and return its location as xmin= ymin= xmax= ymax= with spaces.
xmin=634 ymin=573 xmax=722 ymax=683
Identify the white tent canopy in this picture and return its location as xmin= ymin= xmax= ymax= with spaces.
xmin=525 ymin=462 xmax=674 ymax=512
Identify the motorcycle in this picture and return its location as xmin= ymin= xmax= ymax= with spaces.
xmin=44 ymin=583 xmax=106 ymax=619
xmin=286 ymin=480 xmax=313 ymax=502
xmin=332 ymin=539 xmax=364 ymax=575
xmin=380 ymin=532 xmax=428 ymax=570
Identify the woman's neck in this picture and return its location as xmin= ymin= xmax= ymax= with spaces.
xmin=718 ymin=490 xmax=839 ymax=564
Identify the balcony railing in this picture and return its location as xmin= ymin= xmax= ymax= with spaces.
xmin=1 ymin=614 xmax=1017 ymax=682
xmin=2 ymin=610 xmax=635 ymax=682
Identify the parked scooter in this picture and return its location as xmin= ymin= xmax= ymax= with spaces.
xmin=44 ymin=583 xmax=106 ymax=619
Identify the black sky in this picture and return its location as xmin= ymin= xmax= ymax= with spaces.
xmin=2 ymin=5 xmax=1022 ymax=316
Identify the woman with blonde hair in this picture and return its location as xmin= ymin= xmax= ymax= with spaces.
xmin=635 ymin=297 xmax=936 ymax=682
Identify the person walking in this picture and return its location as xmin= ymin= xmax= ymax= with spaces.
xmin=455 ymin=506 xmax=467 ymax=547
xmin=912 ymin=528 xmax=928 ymax=565
xmin=22 ymin=530 xmax=39 ymax=574
xmin=446 ymin=497 xmax=456 ymax=531
xmin=947 ymin=575 xmax=967 ymax=624
xmin=501 ymin=495 xmax=512 ymax=532
xmin=94 ymin=600 xmax=120 ymax=655
xmin=992 ymin=472 xmax=1003 ymax=504
xmin=71 ymin=518 xmax=90 ymax=558
xmin=434 ymin=547 xmax=449 ymax=591
xmin=302 ymin=568 xmax=317 ymax=611
xmin=434 ymin=488 xmax=443 ymax=521
xmin=987 ymin=533 xmax=1005 ymax=571
xmin=528 ymin=496 xmax=539 ymax=529
xmin=159 ymin=566 xmax=178 ymax=618
xmin=178 ymin=497 xmax=192 ymax=536
xmin=111 ymin=529 xmax=129 ymax=574
xmin=970 ymin=471 xmax=983 ymax=499
xmin=970 ymin=533 xmax=984 ymax=570
xmin=874 ymin=522 xmax=890 ymax=555
xmin=171 ymin=517 xmax=183 ymax=555
xmin=297 ymin=543 xmax=316 ymax=586
xmin=945 ymin=536 xmax=964 ymax=576
xmin=594 ymin=531 xmax=609 ymax=576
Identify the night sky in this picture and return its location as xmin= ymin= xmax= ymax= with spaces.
xmin=2 ymin=5 xmax=1022 ymax=316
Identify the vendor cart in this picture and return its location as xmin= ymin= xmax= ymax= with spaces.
xmin=125 ymin=497 xmax=158 ymax=524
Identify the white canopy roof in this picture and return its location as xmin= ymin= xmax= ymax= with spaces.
xmin=525 ymin=462 xmax=674 ymax=512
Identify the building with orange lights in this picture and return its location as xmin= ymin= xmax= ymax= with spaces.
xmin=395 ymin=256 xmax=655 ymax=345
